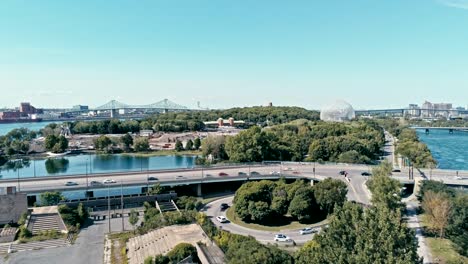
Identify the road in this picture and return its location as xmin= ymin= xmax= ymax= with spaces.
xmin=202 ymin=197 xmax=323 ymax=245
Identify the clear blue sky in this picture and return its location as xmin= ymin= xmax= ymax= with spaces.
xmin=1 ymin=0 xmax=467 ymax=110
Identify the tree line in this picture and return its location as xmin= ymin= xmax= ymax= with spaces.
xmin=201 ymin=119 xmax=385 ymax=164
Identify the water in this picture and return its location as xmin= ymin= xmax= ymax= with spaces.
xmin=416 ymin=129 xmax=468 ymax=170
xmin=0 ymin=154 xmax=196 ymax=179
xmin=0 ymin=122 xmax=54 ymax=135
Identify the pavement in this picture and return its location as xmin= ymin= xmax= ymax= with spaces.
xmin=1 ymin=214 xmax=138 ymax=264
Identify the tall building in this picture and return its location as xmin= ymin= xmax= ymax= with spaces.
xmin=407 ymin=104 xmax=421 ymax=117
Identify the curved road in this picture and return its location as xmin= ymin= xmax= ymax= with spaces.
xmin=202 ymin=196 xmax=323 ymax=245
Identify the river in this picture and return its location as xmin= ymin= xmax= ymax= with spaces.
xmin=0 ymin=121 xmax=53 ymax=136
xmin=0 ymin=154 xmax=196 ymax=179
xmin=416 ymin=129 xmax=468 ymax=170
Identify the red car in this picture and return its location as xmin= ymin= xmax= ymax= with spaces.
xmin=218 ymin=172 xmax=229 ymax=176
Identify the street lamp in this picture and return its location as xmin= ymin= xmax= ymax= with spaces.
xmin=86 ymin=159 xmax=89 ymax=191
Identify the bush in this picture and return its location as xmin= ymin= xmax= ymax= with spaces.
xmin=166 ymin=243 xmax=199 ymax=263
xmin=18 ymin=226 xmax=32 ymax=239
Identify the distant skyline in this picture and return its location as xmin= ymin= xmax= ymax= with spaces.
xmin=1 ymin=0 xmax=468 ymax=110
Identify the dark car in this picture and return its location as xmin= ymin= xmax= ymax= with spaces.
xmin=250 ymin=171 xmax=261 ymax=176
xmin=218 ymin=172 xmax=228 ymax=176
xmin=220 ymin=203 xmax=229 ymax=211
xmin=238 ymin=172 xmax=247 ymax=176
xmin=148 ymin=177 xmax=158 ymax=181
xmin=339 ymin=170 xmax=347 ymax=175
xmin=361 ymin=172 xmax=372 ymax=176
xmin=392 ymin=169 xmax=401 ymax=173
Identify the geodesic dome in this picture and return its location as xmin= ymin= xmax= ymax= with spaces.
xmin=320 ymin=100 xmax=356 ymax=122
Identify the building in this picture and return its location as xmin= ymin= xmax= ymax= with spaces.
xmin=20 ymin=102 xmax=39 ymax=114
xmin=72 ymin=105 xmax=89 ymax=111
xmin=406 ymin=104 xmax=421 ymax=117
xmin=0 ymin=187 xmax=28 ymax=225
xmin=320 ymin=100 xmax=356 ymax=122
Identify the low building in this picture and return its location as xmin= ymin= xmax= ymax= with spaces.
xmin=0 ymin=187 xmax=28 ymax=225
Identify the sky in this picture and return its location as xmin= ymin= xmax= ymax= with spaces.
xmin=1 ymin=0 xmax=468 ymax=110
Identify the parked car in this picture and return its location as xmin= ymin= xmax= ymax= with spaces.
xmin=90 ymin=181 xmax=102 ymax=186
xmin=216 ymin=216 xmax=228 ymax=223
xmin=102 ymin=179 xmax=116 ymax=184
xmin=238 ymin=172 xmax=247 ymax=176
xmin=299 ymin=227 xmax=315 ymax=235
xmin=65 ymin=181 xmax=78 ymax=186
xmin=274 ymin=234 xmax=291 ymax=242
xmin=250 ymin=171 xmax=261 ymax=176
xmin=218 ymin=172 xmax=228 ymax=176
xmin=361 ymin=172 xmax=372 ymax=176
xmin=220 ymin=203 xmax=229 ymax=211
xmin=148 ymin=177 xmax=158 ymax=181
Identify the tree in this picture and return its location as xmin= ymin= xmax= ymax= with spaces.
xmin=40 ymin=191 xmax=65 ymax=206
xmin=193 ymin=137 xmax=201 ymax=150
xmin=134 ymin=137 xmax=150 ymax=152
xmin=77 ymin=203 xmax=88 ymax=222
xmin=295 ymin=202 xmax=421 ymax=264
xmin=422 ymin=190 xmax=452 ymax=238
xmin=367 ymin=162 xmax=403 ymax=211
xmin=45 ymin=135 xmax=58 ymax=150
xmin=313 ymin=178 xmax=348 ymax=214
xmin=201 ymin=136 xmax=227 ymax=161
xmin=94 ymin=135 xmax=112 ymax=152
xmin=446 ymin=193 xmax=468 ymax=256
xmin=185 ymin=139 xmax=193 ymax=150
xmin=129 ymin=209 xmax=139 ymax=233
xmin=226 ymin=238 xmax=293 ymax=264
xmin=288 ymin=187 xmax=319 ymax=222
xmin=121 ymin=133 xmax=133 ymax=151
xmin=175 ymin=140 xmax=184 ymax=152
xmin=166 ymin=243 xmax=199 ymax=263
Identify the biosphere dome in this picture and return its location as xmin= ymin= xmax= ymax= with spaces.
xmin=320 ymin=100 xmax=356 ymax=122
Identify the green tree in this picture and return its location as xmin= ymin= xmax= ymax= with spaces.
xmin=175 ymin=140 xmax=184 ymax=152
xmin=134 ymin=137 xmax=150 ymax=152
xmin=295 ymin=202 xmax=421 ymax=264
xmin=367 ymin=162 xmax=403 ymax=211
xmin=129 ymin=209 xmax=139 ymax=234
xmin=422 ymin=190 xmax=452 ymax=238
xmin=193 ymin=137 xmax=201 ymax=150
xmin=40 ymin=191 xmax=65 ymax=206
xmin=77 ymin=203 xmax=88 ymax=222
xmin=447 ymin=193 xmax=468 ymax=256
xmin=201 ymin=136 xmax=227 ymax=161
xmin=288 ymin=187 xmax=319 ymax=222
xmin=121 ymin=133 xmax=134 ymax=151
xmin=185 ymin=139 xmax=193 ymax=150
xmin=226 ymin=238 xmax=293 ymax=264
xmin=313 ymin=178 xmax=348 ymax=214
xmin=166 ymin=243 xmax=199 ymax=263
xmin=45 ymin=135 xmax=58 ymax=150
xmin=94 ymin=135 xmax=112 ymax=152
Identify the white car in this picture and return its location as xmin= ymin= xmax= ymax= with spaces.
xmin=274 ymin=234 xmax=291 ymax=242
xmin=102 ymin=179 xmax=116 ymax=184
xmin=299 ymin=227 xmax=315 ymax=235
xmin=216 ymin=216 xmax=228 ymax=223
xmin=270 ymin=171 xmax=280 ymax=175
xmin=65 ymin=181 xmax=78 ymax=186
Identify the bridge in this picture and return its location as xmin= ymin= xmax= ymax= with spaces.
xmin=355 ymin=108 xmax=467 ymax=118
xmin=411 ymin=126 xmax=468 ymax=133
xmin=1 ymin=163 xmax=466 ymax=203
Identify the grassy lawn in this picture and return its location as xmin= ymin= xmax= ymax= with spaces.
xmin=426 ymin=238 xmax=468 ymax=264
xmin=225 ymin=208 xmax=328 ymax=232
xmin=121 ymin=150 xmax=201 ymax=157
xmin=420 ymin=214 xmax=467 ymax=264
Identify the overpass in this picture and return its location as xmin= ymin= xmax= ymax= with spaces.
xmin=1 ymin=163 xmax=466 ymax=202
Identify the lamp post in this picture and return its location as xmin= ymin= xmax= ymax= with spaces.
xmin=86 ymin=159 xmax=89 ymax=192
xmin=33 ymin=159 xmax=36 ymax=177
